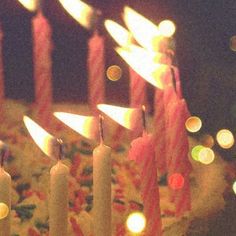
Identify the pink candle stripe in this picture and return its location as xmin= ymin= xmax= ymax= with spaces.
xmin=88 ymin=31 xmax=105 ymax=114
xmin=166 ymin=98 xmax=192 ymax=217
xmin=129 ymin=133 xmax=162 ymax=236
xmin=33 ymin=11 xmax=53 ymax=127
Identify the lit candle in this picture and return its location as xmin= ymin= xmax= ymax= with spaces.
xmin=93 ymin=116 xmax=111 ymax=236
xmin=0 ymin=141 xmax=11 ymax=236
xmin=49 ymin=139 xmax=69 ymax=236
xmin=128 ymin=108 xmax=162 ymax=236
xmin=23 ymin=117 xmax=69 ymax=235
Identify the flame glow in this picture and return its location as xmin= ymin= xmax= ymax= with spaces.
xmin=104 ymin=20 xmax=132 ymax=47
xmin=58 ymin=0 xmax=96 ymax=29
xmin=97 ymin=104 xmax=142 ymax=130
xmin=126 ymin=212 xmax=146 ymax=233
xmin=123 ymin=6 xmax=165 ymax=51
xmin=116 ymin=46 xmax=168 ymax=89
xmin=18 ymin=0 xmax=37 ymax=12
xmin=54 ymin=112 xmax=98 ymax=140
xmin=23 ymin=116 xmax=58 ymax=158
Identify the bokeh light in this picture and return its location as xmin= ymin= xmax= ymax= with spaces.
xmin=198 ymin=147 xmax=215 ymax=165
xmin=185 ymin=116 xmax=202 ymax=133
xmin=158 ymin=20 xmax=176 ymax=37
xmin=191 ymin=145 xmax=204 ymax=161
xmin=0 ymin=203 xmax=9 ymax=220
xmin=126 ymin=212 xmax=146 ymax=233
xmin=106 ymin=65 xmax=122 ymax=81
xmin=168 ymin=173 xmax=184 ymax=190
xmin=216 ymin=129 xmax=234 ymax=149
xmin=199 ymin=134 xmax=215 ymax=148
xmin=230 ymin=35 xmax=236 ymax=52
xmin=232 ymin=181 xmax=236 ymax=194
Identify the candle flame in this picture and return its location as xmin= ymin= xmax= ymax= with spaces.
xmin=104 ymin=19 xmax=133 ymax=47
xmin=54 ymin=112 xmax=98 ymax=140
xmin=116 ymin=46 xmax=168 ymax=89
xmin=97 ymin=104 xmax=142 ymax=130
xmin=123 ymin=6 xmax=165 ymax=52
xmin=18 ymin=0 xmax=38 ymax=12
xmin=58 ymin=0 xmax=97 ymax=29
xmin=23 ymin=116 xmax=59 ymax=158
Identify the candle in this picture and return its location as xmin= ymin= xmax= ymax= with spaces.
xmin=0 ymin=24 xmax=4 ymax=119
xmin=49 ymin=139 xmax=69 ymax=236
xmin=32 ymin=10 xmax=53 ymax=127
xmin=0 ymin=141 xmax=11 ymax=236
xmin=93 ymin=116 xmax=111 ymax=236
xmin=23 ymin=117 xmax=69 ymax=235
xmin=128 ymin=109 xmax=162 ymax=236
xmin=165 ymin=98 xmax=192 ymax=217
xmin=88 ymin=31 xmax=105 ymax=114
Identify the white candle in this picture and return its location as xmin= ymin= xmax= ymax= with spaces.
xmin=93 ymin=142 xmax=111 ymax=236
xmin=0 ymin=143 xmax=11 ymax=236
xmin=49 ymin=160 xmax=69 ymax=236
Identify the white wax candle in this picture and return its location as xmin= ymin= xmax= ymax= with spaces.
xmin=93 ymin=143 xmax=111 ymax=236
xmin=0 ymin=167 xmax=11 ymax=236
xmin=49 ymin=160 xmax=69 ymax=236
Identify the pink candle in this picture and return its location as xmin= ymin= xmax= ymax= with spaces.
xmin=88 ymin=31 xmax=105 ymax=114
xmin=0 ymin=24 xmax=4 ymax=118
xmin=32 ymin=11 xmax=53 ymax=127
xmin=165 ymin=98 xmax=192 ymax=217
xmin=129 ymin=132 xmax=162 ymax=236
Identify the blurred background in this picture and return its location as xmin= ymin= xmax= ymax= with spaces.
xmin=0 ymin=0 xmax=236 ymax=137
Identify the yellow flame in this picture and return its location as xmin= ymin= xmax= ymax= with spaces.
xmin=97 ymin=104 xmax=141 ymax=130
xmin=159 ymin=20 xmax=176 ymax=37
xmin=216 ymin=129 xmax=234 ymax=149
xmin=18 ymin=0 xmax=38 ymax=12
xmin=104 ymin=19 xmax=132 ymax=47
xmin=126 ymin=212 xmax=146 ymax=233
xmin=54 ymin=112 xmax=98 ymax=140
xmin=123 ymin=6 xmax=165 ymax=51
xmin=116 ymin=46 xmax=167 ymax=89
xmin=232 ymin=181 xmax=236 ymax=194
xmin=58 ymin=0 xmax=95 ymax=29
xmin=23 ymin=116 xmax=58 ymax=158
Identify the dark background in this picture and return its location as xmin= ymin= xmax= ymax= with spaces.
xmin=0 ymin=0 xmax=236 ymax=136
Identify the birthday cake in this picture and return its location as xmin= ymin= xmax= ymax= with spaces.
xmin=0 ymin=99 xmax=232 ymax=236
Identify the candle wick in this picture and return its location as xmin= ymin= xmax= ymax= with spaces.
xmin=57 ymin=138 xmax=64 ymax=161
xmin=170 ymin=66 xmax=177 ymax=93
xmin=142 ymin=105 xmax=146 ymax=133
xmin=99 ymin=115 xmax=104 ymax=144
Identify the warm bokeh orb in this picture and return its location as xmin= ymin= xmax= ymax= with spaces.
xmin=0 ymin=203 xmax=9 ymax=220
xmin=216 ymin=129 xmax=234 ymax=149
xmin=230 ymin=35 xmax=236 ymax=52
xmin=185 ymin=116 xmax=202 ymax=133
xmin=198 ymin=147 xmax=215 ymax=165
xmin=158 ymin=20 xmax=176 ymax=37
xmin=168 ymin=173 xmax=184 ymax=190
xmin=106 ymin=65 xmax=122 ymax=81
xmin=126 ymin=212 xmax=146 ymax=233
xmin=232 ymin=181 xmax=236 ymax=194
xmin=199 ymin=134 xmax=215 ymax=148
xmin=191 ymin=145 xmax=204 ymax=161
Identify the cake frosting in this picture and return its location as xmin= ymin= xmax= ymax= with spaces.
xmin=0 ymin=100 xmax=229 ymax=236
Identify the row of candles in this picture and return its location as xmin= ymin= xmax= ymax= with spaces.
xmin=0 ymin=1 xmax=191 ymax=236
